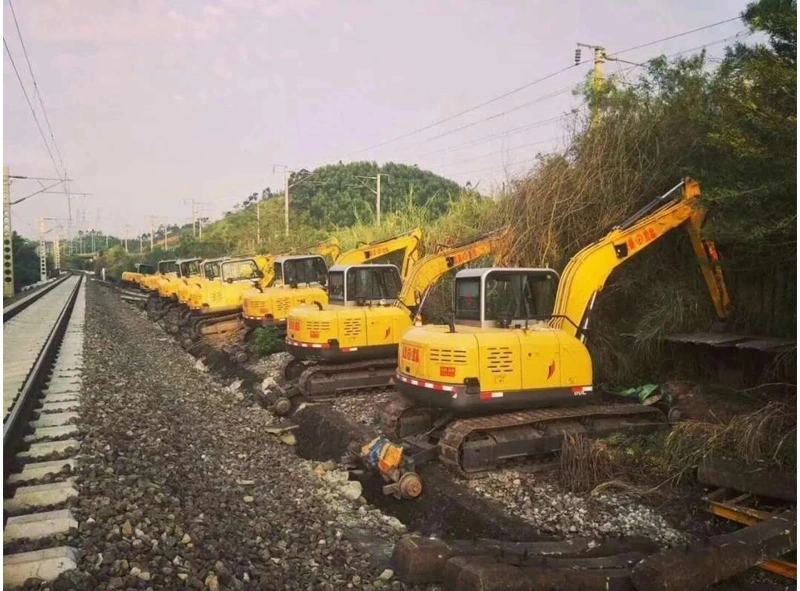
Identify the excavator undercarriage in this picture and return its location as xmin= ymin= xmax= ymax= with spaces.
xmin=380 ymin=395 xmax=668 ymax=476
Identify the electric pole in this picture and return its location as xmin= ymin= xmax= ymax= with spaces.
xmin=147 ymin=216 xmax=158 ymax=251
xmin=575 ymin=43 xmax=642 ymax=129
xmin=356 ymin=174 xmax=388 ymax=225
xmin=124 ymin=224 xmax=130 ymax=253
xmin=273 ymin=165 xmax=291 ymax=237
xmin=54 ymin=232 xmax=60 ymax=272
xmin=38 ymin=218 xmax=47 ymax=282
xmin=3 ymin=166 xmax=14 ymax=297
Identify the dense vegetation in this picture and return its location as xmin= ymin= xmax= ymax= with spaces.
xmin=92 ymin=0 xmax=794 ymax=384
xmin=8 ymin=232 xmax=56 ymax=293
xmin=287 ymin=162 xmax=462 ymax=228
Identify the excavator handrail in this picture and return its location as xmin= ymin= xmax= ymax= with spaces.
xmin=616 ymin=181 xmax=684 ymax=231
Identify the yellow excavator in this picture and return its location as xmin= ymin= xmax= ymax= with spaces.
xmin=178 ymin=254 xmax=275 ymax=348
xmin=137 ymin=259 xmax=178 ymax=292
xmin=369 ymin=178 xmax=730 ymax=495
xmin=164 ymin=257 xmax=229 ymax=334
xmin=147 ymin=257 xmax=203 ymax=319
xmin=225 ymin=229 xmax=424 ymax=362
xmin=121 ymin=263 xmax=155 ymax=288
xmin=176 ymin=238 xmax=346 ymax=350
xmin=280 ymin=229 xmax=510 ymax=407
xmin=242 ymin=228 xmax=424 ymax=334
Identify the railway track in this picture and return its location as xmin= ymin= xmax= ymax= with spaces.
xmin=2 ymin=274 xmax=71 ymax=322
xmin=3 ymin=273 xmax=85 ymax=587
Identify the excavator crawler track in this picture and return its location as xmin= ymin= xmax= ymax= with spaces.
xmin=298 ymin=358 xmax=397 ymax=401
xmin=428 ymin=404 xmax=667 ymax=476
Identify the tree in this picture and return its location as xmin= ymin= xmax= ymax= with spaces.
xmin=11 ymin=232 xmax=40 ymax=291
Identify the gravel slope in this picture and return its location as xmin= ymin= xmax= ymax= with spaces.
xmin=46 ymin=281 xmax=429 ymax=591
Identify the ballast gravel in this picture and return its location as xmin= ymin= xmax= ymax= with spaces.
xmin=466 ymin=470 xmax=687 ymax=547
xmin=37 ymin=281 xmax=432 ymax=591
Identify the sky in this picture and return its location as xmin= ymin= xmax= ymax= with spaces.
xmin=3 ymin=0 xmax=749 ymax=239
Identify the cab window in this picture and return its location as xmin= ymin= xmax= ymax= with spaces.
xmin=328 ymin=271 xmax=345 ymax=302
xmin=484 ymin=273 xmax=556 ymax=322
xmin=204 ymin=262 xmax=221 ymax=280
xmin=180 ymin=261 xmax=199 ymax=277
xmin=455 ymin=278 xmax=480 ymax=321
xmin=345 ymin=267 xmax=401 ymax=302
xmin=283 ymin=257 xmax=328 ymax=285
xmin=222 ymin=260 xmax=261 ymax=281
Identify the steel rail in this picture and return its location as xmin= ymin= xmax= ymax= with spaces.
xmin=3 ymin=273 xmax=72 ymax=322
xmin=3 ymin=274 xmax=83 ymax=476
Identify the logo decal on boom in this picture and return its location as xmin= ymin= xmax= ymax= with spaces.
xmin=547 ymin=360 xmax=556 ymax=379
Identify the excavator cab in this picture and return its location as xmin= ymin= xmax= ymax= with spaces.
xmin=241 ymin=229 xmax=424 ymax=334
xmin=326 ymin=264 xmax=403 ymax=307
xmin=217 ymin=258 xmax=264 ymax=287
xmin=204 ymin=260 xmax=223 ymax=281
xmin=179 ymin=259 xmax=202 ymax=279
xmin=455 ymin=269 xmax=559 ymax=329
xmin=273 ymin=255 xmax=329 ymax=288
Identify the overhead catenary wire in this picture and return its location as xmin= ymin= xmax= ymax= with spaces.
xmin=351 ymin=63 xmax=586 ymax=156
xmin=434 ymin=137 xmax=560 ymax=171
xmin=441 ymin=30 xmax=753 ymax=183
xmin=398 ymin=85 xmax=575 ymax=151
xmin=6 ymin=0 xmax=68 ymax=182
xmin=419 ymin=115 xmax=567 ymax=160
xmin=350 ymin=16 xmax=743 ymax=159
xmin=3 ymin=38 xmax=64 ymax=184
xmin=611 ymin=15 xmax=743 ymax=56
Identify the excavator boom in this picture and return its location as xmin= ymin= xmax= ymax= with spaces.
xmin=334 ymin=228 xmax=423 ymax=279
xmin=397 ymin=228 xmax=510 ymax=310
xmin=310 ymin=238 xmax=341 ymax=263
xmin=552 ymin=178 xmax=731 ymax=340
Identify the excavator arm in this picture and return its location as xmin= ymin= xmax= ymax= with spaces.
xmin=310 ymin=238 xmax=341 ymax=263
xmin=397 ymin=228 xmax=510 ymax=311
xmin=334 ymin=228 xmax=423 ymax=277
xmin=551 ymin=178 xmax=731 ymax=340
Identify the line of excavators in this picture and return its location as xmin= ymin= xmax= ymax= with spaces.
xmin=120 ymin=178 xmax=732 ymax=499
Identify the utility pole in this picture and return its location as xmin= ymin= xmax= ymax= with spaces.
xmin=183 ymin=199 xmax=210 ymax=238
xmin=163 ymin=226 xmax=168 ymax=250
xmin=256 ymin=198 xmax=261 ymax=245
xmin=124 ymin=224 xmax=130 ymax=253
xmin=3 ymin=166 xmax=14 ymax=297
xmin=54 ymin=232 xmax=60 ymax=272
xmin=356 ymin=173 xmax=388 ymax=225
xmin=184 ymin=199 xmax=197 ymax=237
xmin=575 ymin=43 xmax=641 ymax=129
xmin=38 ymin=218 xmax=47 ymax=282
xmin=576 ymin=43 xmax=605 ymax=129
xmin=147 ymin=216 xmax=157 ymax=251
xmin=273 ymin=165 xmax=291 ymax=237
